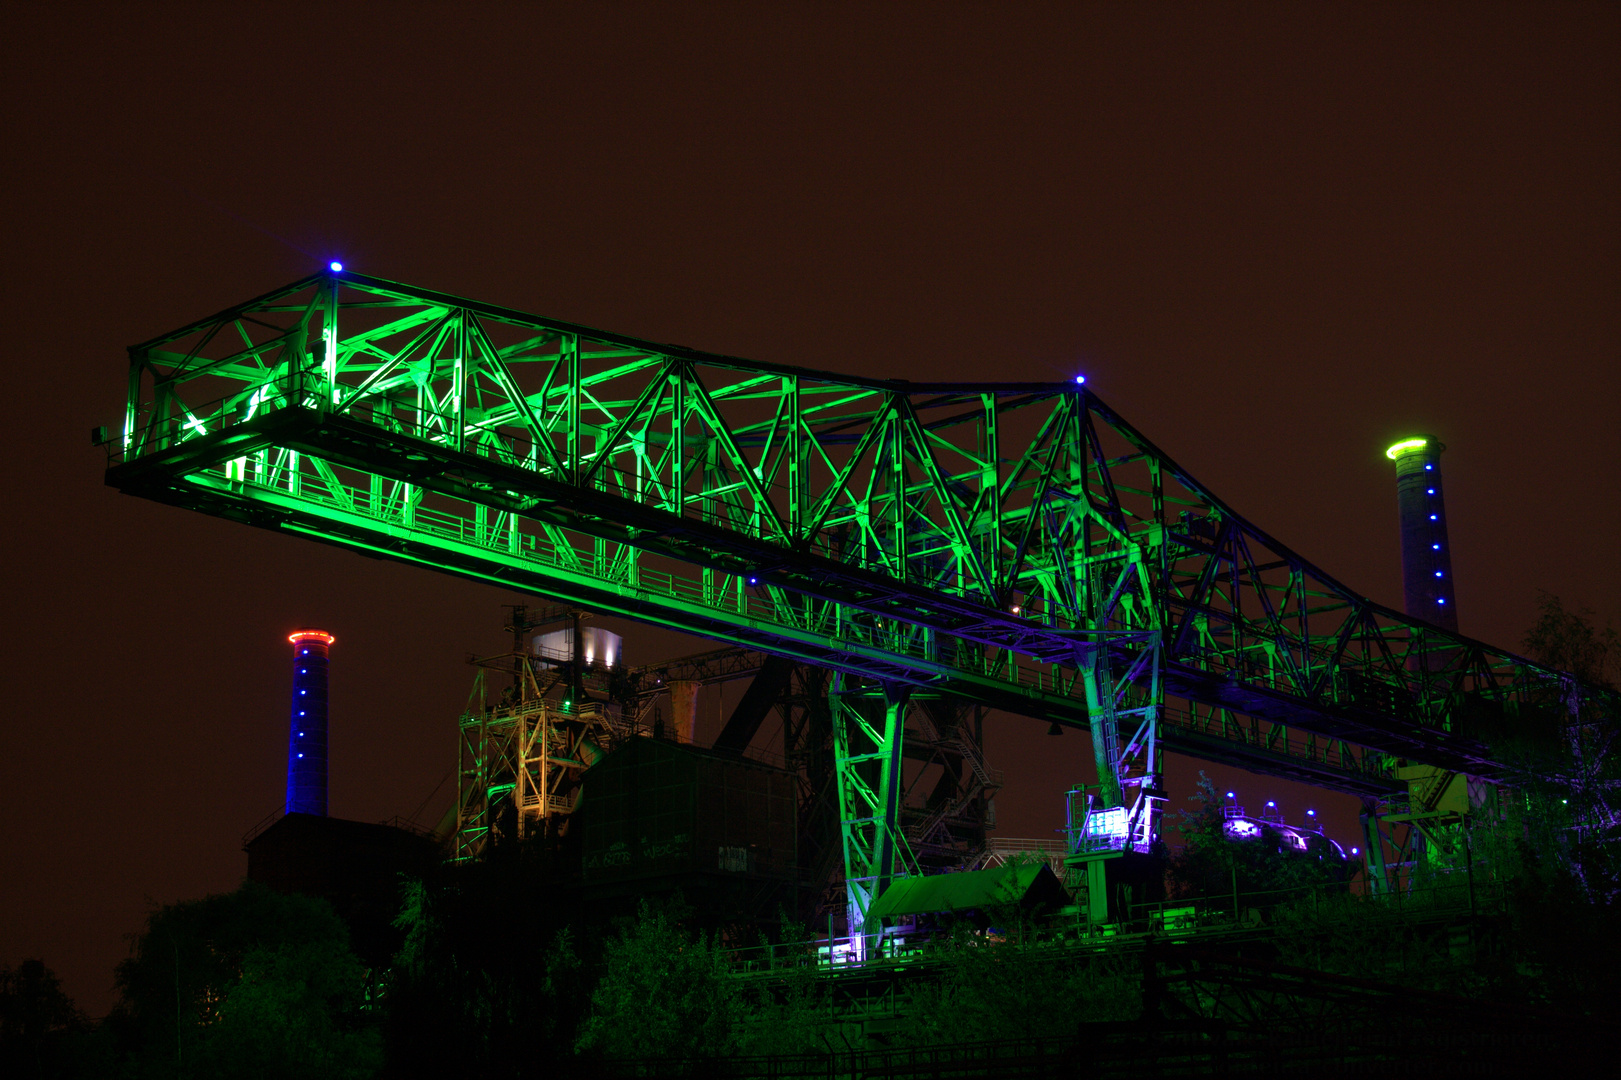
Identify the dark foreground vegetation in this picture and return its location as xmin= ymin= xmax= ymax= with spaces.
xmin=11 ymin=818 xmax=1619 ymax=1078
xmin=7 ymin=597 xmax=1617 ymax=1077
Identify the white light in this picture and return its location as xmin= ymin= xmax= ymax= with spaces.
xmin=329 ymin=261 xmax=344 ymax=272
xmin=1074 ymin=375 xmax=1085 ymax=385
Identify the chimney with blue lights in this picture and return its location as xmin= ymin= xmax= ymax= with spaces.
xmin=285 ymin=629 xmax=334 ymax=816
xmin=1385 ymin=436 xmax=1458 ymax=633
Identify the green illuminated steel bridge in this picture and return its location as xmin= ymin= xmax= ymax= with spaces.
xmin=103 ymin=269 xmax=1606 ymax=942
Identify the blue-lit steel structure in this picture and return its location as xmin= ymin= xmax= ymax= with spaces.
xmin=286 ymin=629 xmax=333 ymax=816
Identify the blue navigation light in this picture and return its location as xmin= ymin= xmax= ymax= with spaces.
xmin=1434 ymin=571 xmax=1443 ymax=577
xmin=1352 ymin=847 xmax=1360 ymax=855
xmin=747 ymin=576 xmax=759 ymax=585
xmin=1424 ymin=464 xmax=1433 ymax=471
xmin=1427 ymin=488 xmax=1435 ymax=495
xmin=1432 ymin=543 xmax=1441 ymax=550
xmin=1307 ymin=809 xmax=1316 ymax=816
xmin=1437 ymin=598 xmax=1447 ymax=604
xmin=329 ymin=261 xmax=343 ymax=272
xmin=1267 ymin=800 xmax=1276 ymax=807
xmin=1226 ymin=792 xmax=1235 ymax=798
xmin=297 ymin=753 xmax=304 ymax=758
xmin=1429 ymin=514 xmax=1438 ymax=520
xmin=1074 ymin=374 xmax=1086 ymax=385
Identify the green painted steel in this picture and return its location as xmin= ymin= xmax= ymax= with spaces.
xmin=105 ymin=270 xmax=1615 ymax=911
xmin=829 ymin=679 xmax=913 ymax=950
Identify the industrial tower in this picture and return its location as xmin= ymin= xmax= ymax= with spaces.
xmin=286 ymin=629 xmax=334 ymax=816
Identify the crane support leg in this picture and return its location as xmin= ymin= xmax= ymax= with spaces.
xmin=832 ymin=675 xmax=913 ymax=958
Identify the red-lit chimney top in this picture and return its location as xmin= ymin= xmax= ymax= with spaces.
xmin=288 ymin=629 xmax=336 ymax=646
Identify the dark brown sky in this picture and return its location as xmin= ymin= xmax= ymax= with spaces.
xmin=3 ymin=3 xmax=1616 ymax=1014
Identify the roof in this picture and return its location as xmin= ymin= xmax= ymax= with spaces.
xmin=868 ymin=861 xmax=1070 ymax=920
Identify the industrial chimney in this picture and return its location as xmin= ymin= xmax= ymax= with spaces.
xmin=1384 ymin=437 xmax=1458 ymax=633
xmin=286 ymin=629 xmax=334 ymax=816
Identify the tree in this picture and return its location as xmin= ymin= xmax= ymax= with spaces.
xmin=574 ymin=898 xmax=740 ymax=1062
xmin=1523 ymin=592 xmax=1619 ymax=690
xmin=112 ymin=881 xmax=380 ymax=1079
xmin=1166 ymin=773 xmax=1349 ymax=902
xmin=0 ymin=960 xmax=85 ymax=1079
xmin=382 ymin=840 xmax=588 ymax=1078
xmin=1515 ymin=594 xmax=1621 ymax=902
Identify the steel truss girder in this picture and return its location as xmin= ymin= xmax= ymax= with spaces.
xmin=107 ymin=270 xmax=1617 ymax=797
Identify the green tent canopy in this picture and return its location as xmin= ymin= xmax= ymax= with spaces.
xmin=868 ymin=861 xmax=1070 ymax=921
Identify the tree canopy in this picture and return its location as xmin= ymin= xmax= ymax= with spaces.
xmin=112 ymin=881 xmax=379 ymax=1079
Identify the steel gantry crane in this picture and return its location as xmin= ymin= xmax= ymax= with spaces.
xmin=104 ymin=268 xmax=1615 ymax=949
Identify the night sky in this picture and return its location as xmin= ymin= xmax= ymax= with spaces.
xmin=3 ymin=4 xmax=1615 ymax=1016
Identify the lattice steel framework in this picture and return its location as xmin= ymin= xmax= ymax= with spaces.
xmin=106 ymin=270 xmax=1615 ymax=914
xmin=453 ymin=647 xmax=634 ymax=862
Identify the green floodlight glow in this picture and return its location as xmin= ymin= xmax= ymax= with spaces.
xmin=1385 ymin=438 xmax=1428 ymax=460
xmin=108 ymin=270 xmax=1621 ymax=930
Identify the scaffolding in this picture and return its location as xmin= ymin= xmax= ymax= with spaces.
xmin=452 ymin=608 xmax=640 ymax=861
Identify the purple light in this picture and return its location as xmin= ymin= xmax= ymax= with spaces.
xmin=1352 ymin=847 xmax=1360 ymax=855
xmin=1266 ymin=801 xmax=1276 ymax=807
xmin=329 ymin=261 xmax=343 ymax=272
xmin=1226 ymin=792 xmax=1235 ymax=798
xmin=1306 ymin=809 xmax=1315 ymax=816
